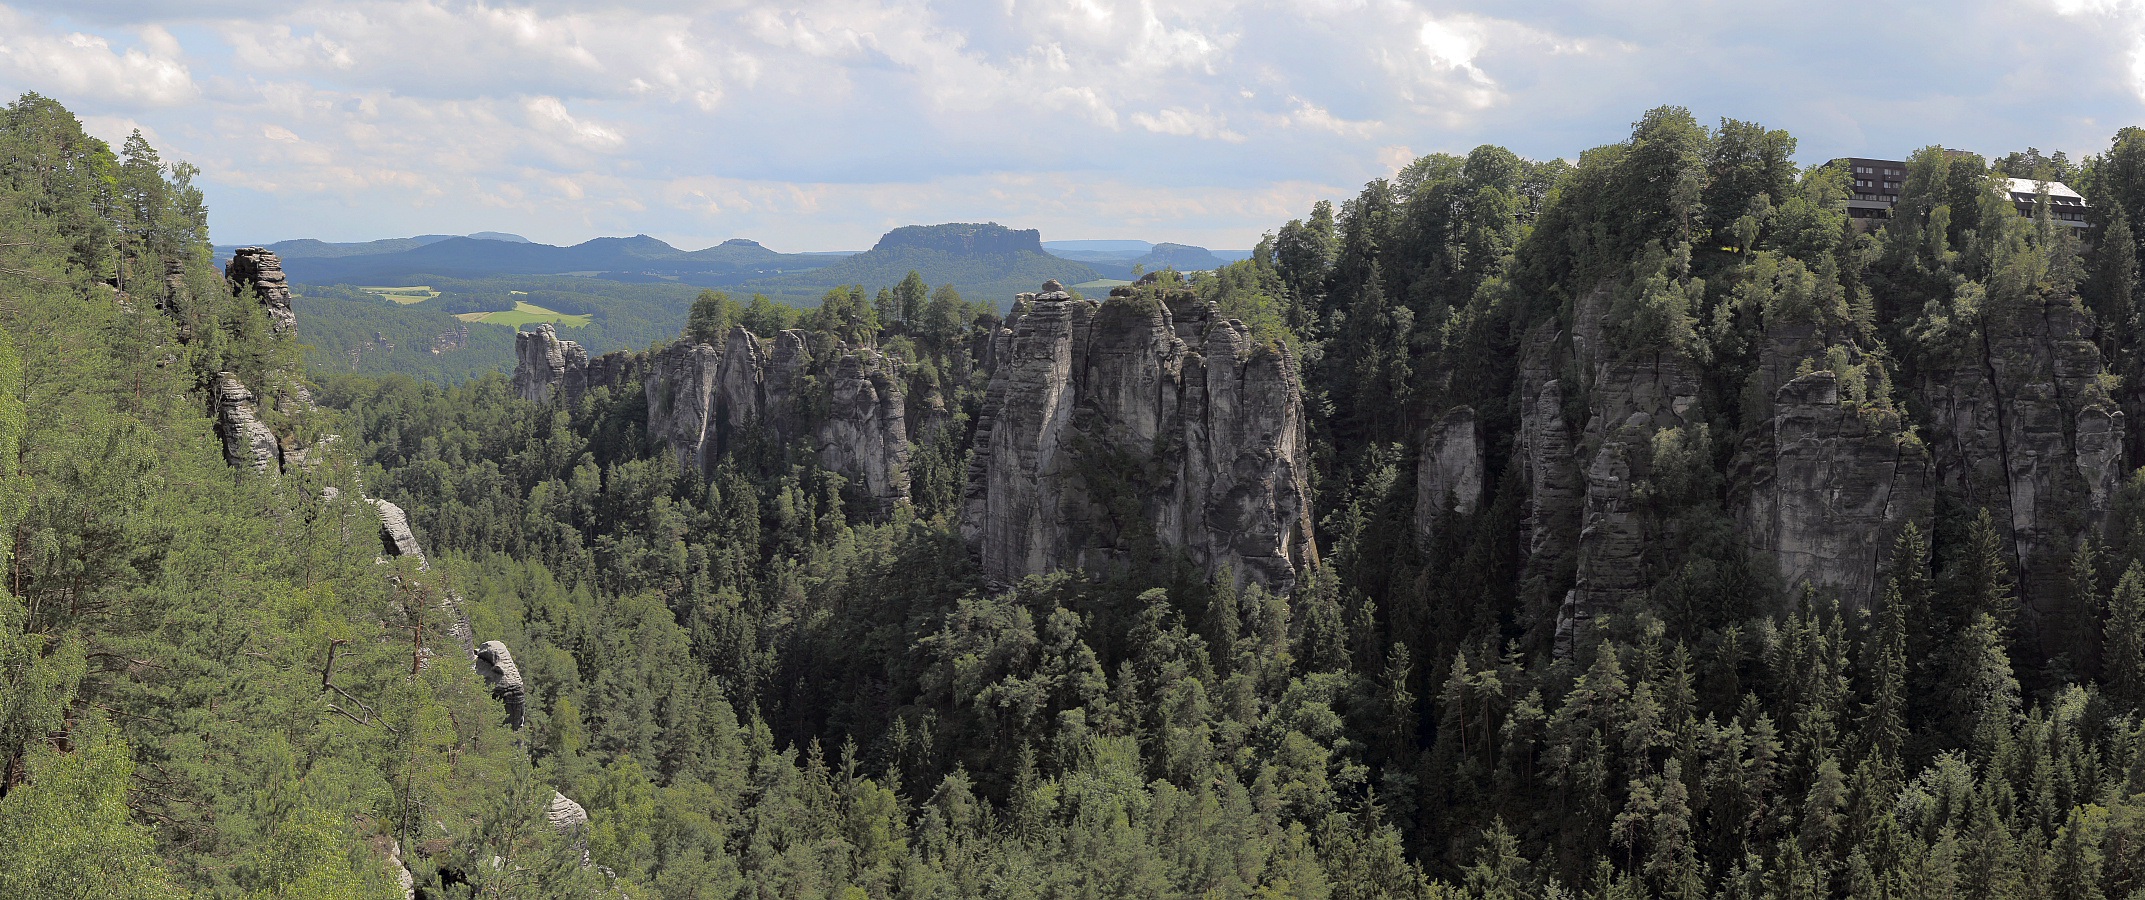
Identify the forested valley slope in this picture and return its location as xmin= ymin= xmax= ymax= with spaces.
xmin=18 ymin=90 xmax=2145 ymax=899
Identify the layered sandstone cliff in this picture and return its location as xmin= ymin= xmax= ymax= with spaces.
xmin=511 ymin=324 xmax=637 ymax=407
xmin=1414 ymin=406 xmax=1485 ymax=547
xmin=1736 ymin=321 xmax=1933 ymax=612
xmin=211 ymin=372 xmax=282 ymax=474
xmin=1557 ymin=283 xmax=1705 ymax=644
xmin=1914 ymin=294 xmax=2125 ymax=659
xmin=960 ymin=281 xmax=1316 ymax=590
xmin=517 ymin=323 xmax=913 ymax=511
xmin=224 ymin=247 xmax=297 ymax=335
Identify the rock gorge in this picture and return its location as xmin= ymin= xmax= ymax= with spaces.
xmin=507 ymin=279 xmax=1323 ymax=589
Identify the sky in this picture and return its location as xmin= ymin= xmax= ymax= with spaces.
xmin=1 ymin=0 xmax=2142 ymax=252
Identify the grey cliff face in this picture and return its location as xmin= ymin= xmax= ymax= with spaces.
xmin=224 ymin=247 xmax=296 ymax=335
xmin=1558 ymin=284 xmax=1703 ymax=647
xmin=1480 ymin=275 xmax=2125 ymax=662
xmin=818 ymin=349 xmax=913 ymax=513
xmin=645 ymin=340 xmax=722 ymax=473
xmin=511 ymin=324 xmax=590 ymax=405
xmin=511 ymin=323 xmax=637 ymax=407
xmin=960 ymin=284 xmax=1316 ymax=591
xmin=1514 ymin=321 xmax=1583 ymax=625
xmin=1741 ymin=370 xmax=1933 ymax=610
xmin=1414 ymin=406 xmax=1485 ymax=547
xmin=474 ymin=640 xmax=527 ymax=730
xmin=369 ymin=498 xmax=428 ymax=566
xmin=1914 ymin=295 xmax=2125 ymax=660
xmin=521 ymin=323 xmax=915 ymax=511
xmin=1735 ymin=322 xmax=1932 ymax=613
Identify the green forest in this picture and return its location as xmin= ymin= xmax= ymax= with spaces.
xmin=17 ymin=86 xmax=2145 ymax=900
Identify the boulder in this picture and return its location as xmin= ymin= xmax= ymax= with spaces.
xmin=473 ymin=641 xmax=526 ymax=730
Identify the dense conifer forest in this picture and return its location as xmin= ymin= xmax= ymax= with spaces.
xmin=18 ymin=88 xmax=2145 ymax=899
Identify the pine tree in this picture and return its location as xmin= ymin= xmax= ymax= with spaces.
xmin=2107 ymin=563 xmax=2145 ymax=710
xmin=1864 ymin=581 xmax=1911 ymax=770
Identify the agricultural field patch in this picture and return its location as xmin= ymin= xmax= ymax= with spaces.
xmin=455 ymin=300 xmax=592 ymax=327
xmin=358 ymin=285 xmax=438 ymax=305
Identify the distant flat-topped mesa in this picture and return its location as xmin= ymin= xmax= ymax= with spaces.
xmin=511 ymin=322 xmax=912 ymax=513
xmin=960 ymin=279 xmax=1317 ymax=591
xmin=871 ymin=222 xmax=1043 ymax=255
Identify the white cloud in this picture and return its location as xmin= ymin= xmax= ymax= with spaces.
xmin=0 ymin=0 xmax=2131 ymax=252
xmin=0 ymin=12 xmax=197 ymax=107
xmin=1418 ymin=17 xmax=1487 ymax=81
xmin=1132 ymin=106 xmax=1246 ymax=142
xmin=525 ymin=95 xmax=625 ymax=150
xmin=2046 ymin=0 xmax=2145 ymax=102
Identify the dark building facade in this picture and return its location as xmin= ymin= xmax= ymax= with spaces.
xmin=1833 ymin=157 xmax=1906 ymax=220
xmin=1825 ymin=155 xmax=2091 ymax=230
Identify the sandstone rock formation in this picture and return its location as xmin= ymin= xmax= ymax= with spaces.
xmin=474 ymin=641 xmax=527 ymax=730
xmin=211 ymin=372 xmax=281 ymax=473
xmin=1740 ymin=370 xmax=1933 ymax=609
xmin=547 ymin=791 xmax=589 ymax=831
xmin=526 ymin=323 xmax=915 ymax=511
xmin=644 ymin=339 xmax=722 ymax=472
xmin=1914 ymin=294 xmax=2125 ymax=660
xmin=1556 ymin=284 xmax=1703 ymax=646
xmin=1729 ymin=318 xmax=1933 ymax=612
xmin=511 ymin=324 xmax=590 ymax=405
xmin=369 ymin=499 xmax=428 ymax=566
xmin=1414 ymin=406 xmax=1485 ymax=547
xmin=817 ymin=348 xmax=913 ymax=511
xmin=224 ymin=247 xmax=296 ymax=335
xmin=960 ymin=282 xmax=1316 ymax=590
xmin=432 ymin=325 xmax=469 ymax=354
xmin=1514 ymin=322 xmax=1584 ymax=616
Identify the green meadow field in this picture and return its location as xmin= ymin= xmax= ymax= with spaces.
xmin=357 ymin=285 xmax=438 ymax=304
xmin=454 ymin=300 xmax=592 ymax=327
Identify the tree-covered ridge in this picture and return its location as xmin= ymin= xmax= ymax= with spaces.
xmin=0 ymin=93 xmax=607 ymax=899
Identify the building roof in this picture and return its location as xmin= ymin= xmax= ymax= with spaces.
xmin=2004 ymin=177 xmax=2084 ymax=201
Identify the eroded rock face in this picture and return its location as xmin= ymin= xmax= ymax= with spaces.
xmin=511 ymin=324 xmax=590 ymax=405
xmin=1414 ymin=406 xmax=1485 ymax=547
xmin=224 ymin=247 xmax=296 ymax=335
xmin=474 ymin=641 xmax=527 ymax=730
xmin=1914 ymin=295 xmax=2125 ymax=660
xmin=547 ymin=792 xmax=589 ymax=831
xmin=531 ymin=323 xmax=915 ymax=510
xmin=1515 ymin=322 xmax=1583 ymax=618
xmin=960 ymin=285 xmax=1316 ymax=590
xmin=369 ymin=499 xmax=428 ymax=566
xmin=645 ymin=340 xmax=721 ymax=473
xmin=819 ymin=349 xmax=913 ymax=513
xmin=511 ymin=324 xmax=638 ymax=408
xmin=1558 ymin=284 xmax=1703 ymax=647
xmin=1728 ymin=319 xmax=1933 ymax=612
xmin=1741 ymin=370 xmax=1933 ymax=610
xmin=211 ymin=372 xmax=280 ymax=473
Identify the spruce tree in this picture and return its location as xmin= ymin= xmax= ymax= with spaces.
xmin=2106 ymin=563 xmax=2145 ymax=710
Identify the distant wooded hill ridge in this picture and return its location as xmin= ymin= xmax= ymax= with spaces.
xmin=228 ymin=233 xmax=849 ymax=286
xmin=267 ymin=223 xmax=1251 ymax=381
xmin=227 ymin=223 xmax=1245 ymax=299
